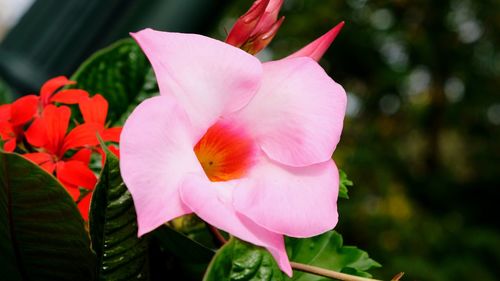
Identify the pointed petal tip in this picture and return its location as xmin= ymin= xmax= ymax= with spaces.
xmin=286 ymin=21 xmax=345 ymax=61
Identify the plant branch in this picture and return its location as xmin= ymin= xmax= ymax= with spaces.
xmin=208 ymin=225 xmax=227 ymax=246
xmin=291 ymin=261 xmax=383 ymax=281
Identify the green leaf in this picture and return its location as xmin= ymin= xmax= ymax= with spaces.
xmin=152 ymin=225 xmax=215 ymax=280
xmin=153 ymin=225 xmax=214 ymax=263
xmin=339 ymin=169 xmax=353 ymax=199
xmin=286 ymin=231 xmax=380 ymax=281
xmin=0 ymin=151 xmax=95 ymax=280
xmin=89 ymin=144 xmax=149 ymax=280
xmin=204 ymin=237 xmax=284 ymax=281
xmin=69 ymin=38 xmax=154 ymax=124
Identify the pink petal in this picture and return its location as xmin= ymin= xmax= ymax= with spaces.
xmin=179 ymin=175 xmax=292 ymax=276
xmin=287 ymin=21 xmax=345 ymax=62
xmin=131 ymin=29 xmax=262 ymax=132
xmin=234 ymin=157 xmax=339 ymax=238
xmin=234 ymin=57 xmax=347 ymax=167
xmin=120 ymin=95 xmax=205 ymax=236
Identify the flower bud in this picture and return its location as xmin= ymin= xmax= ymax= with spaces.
xmin=287 ymin=21 xmax=345 ymax=61
xmin=226 ymin=0 xmax=284 ymax=54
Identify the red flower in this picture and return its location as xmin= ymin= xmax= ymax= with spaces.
xmin=0 ymin=76 xmax=89 ymax=152
xmin=1 ymin=76 xmax=122 ymax=220
xmin=79 ymin=94 xmax=122 ymax=158
xmin=24 ymin=105 xmax=99 ymax=219
xmin=11 ymin=76 xmax=88 ymax=126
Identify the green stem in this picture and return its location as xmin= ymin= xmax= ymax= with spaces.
xmin=291 ymin=261 xmax=383 ymax=281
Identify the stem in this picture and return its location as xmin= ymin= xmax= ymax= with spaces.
xmin=291 ymin=262 xmax=383 ymax=281
xmin=208 ymin=225 xmax=227 ymax=246
xmin=391 ymin=272 xmax=405 ymax=281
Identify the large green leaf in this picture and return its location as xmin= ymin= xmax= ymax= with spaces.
xmin=153 ymin=225 xmax=214 ymax=263
xmin=0 ymin=151 xmax=95 ymax=280
xmin=89 ymin=145 xmax=149 ymax=280
xmin=69 ymin=38 xmax=154 ymax=124
xmin=151 ymin=225 xmax=215 ymax=280
xmin=204 ymin=237 xmax=284 ymax=281
xmin=286 ymin=231 xmax=381 ymax=281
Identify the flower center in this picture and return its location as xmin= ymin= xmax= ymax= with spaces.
xmin=194 ymin=121 xmax=254 ymax=182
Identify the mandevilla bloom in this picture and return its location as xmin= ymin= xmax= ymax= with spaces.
xmin=226 ymin=0 xmax=285 ymax=54
xmin=120 ymin=29 xmax=347 ymax=275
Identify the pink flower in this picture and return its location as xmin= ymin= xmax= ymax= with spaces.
xmin=226 ymin=0 xmax=285 ymax=54
xmin=120 ymin=29 xmax=346 ymax=276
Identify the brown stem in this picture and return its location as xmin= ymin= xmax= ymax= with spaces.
xmin=391 ymin=272 xmax=405 ymax=281
xmin=208 ymin=225 xmax=227 ymax=246
xmin=291 ymin=262 xmax=383 ymax=281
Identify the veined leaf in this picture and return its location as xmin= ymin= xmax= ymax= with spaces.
xmin=286 ymin=231 xmax=380 ymax=281
xmin=89 ymin=144 xmax=149 ymax=280
xmin=0 ymin=151 xmax=95 ymax=280
xmin=204 ymin=237 xmax=284 ymax=281
xmin=69 ymin=38 xmax=155 ymax=124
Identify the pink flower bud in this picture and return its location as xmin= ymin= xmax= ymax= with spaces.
xmin=226 ymin=0 xmax=284 ymax=54
xmin=287 ymin=21 xmax=345 ymax=61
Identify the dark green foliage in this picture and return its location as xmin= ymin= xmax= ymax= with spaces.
xmin=89 ymin=145 xmax=149 ymax=280
xmin=69 ymin=38 xmax=155 ymax=124
xmin=0 ymin=151 xmax=95 ymax=281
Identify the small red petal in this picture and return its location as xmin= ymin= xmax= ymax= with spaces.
xmin=10 ymin=95 xmax=39 ymax=126
xmin=40 ymin=76 xmax=75 ymax=106
xmin=23 ymin=152 xmax=56 ymax=173
xmin=79 ymin=94 xmax=108 ymax=125
xmin=69 ymin=148 xmax=92 ymax=164
xmin=62 ymin=123 xmax=103 ymax=153
xmin=25 ymin=117 xmax=47 ymax=148
xmin=108 ymin=145 xmax=120 ymax=159
xmin=77 ymin=192 xmax=92 ymax=220
xmin=50 ymin=89 xmax=89 ymax=104
xmin=39 ymin=105 xmax=71 ymax=155
xmin=56 ymin=160 xmax=97 ymax=190
xmin=57 ymin=177 xmax=81 ymax=201
xmin=102 ymin=127 xmax=122 ymax=143
xmin=4 ymin=138 xmax=16 ymax=152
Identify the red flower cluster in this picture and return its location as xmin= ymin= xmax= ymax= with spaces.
xmin=0 ymin=76 xmax=121 ymax=220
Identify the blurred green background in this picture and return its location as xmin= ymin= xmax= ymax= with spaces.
xmin=1 ymin=0 xmax=499 ymax=280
